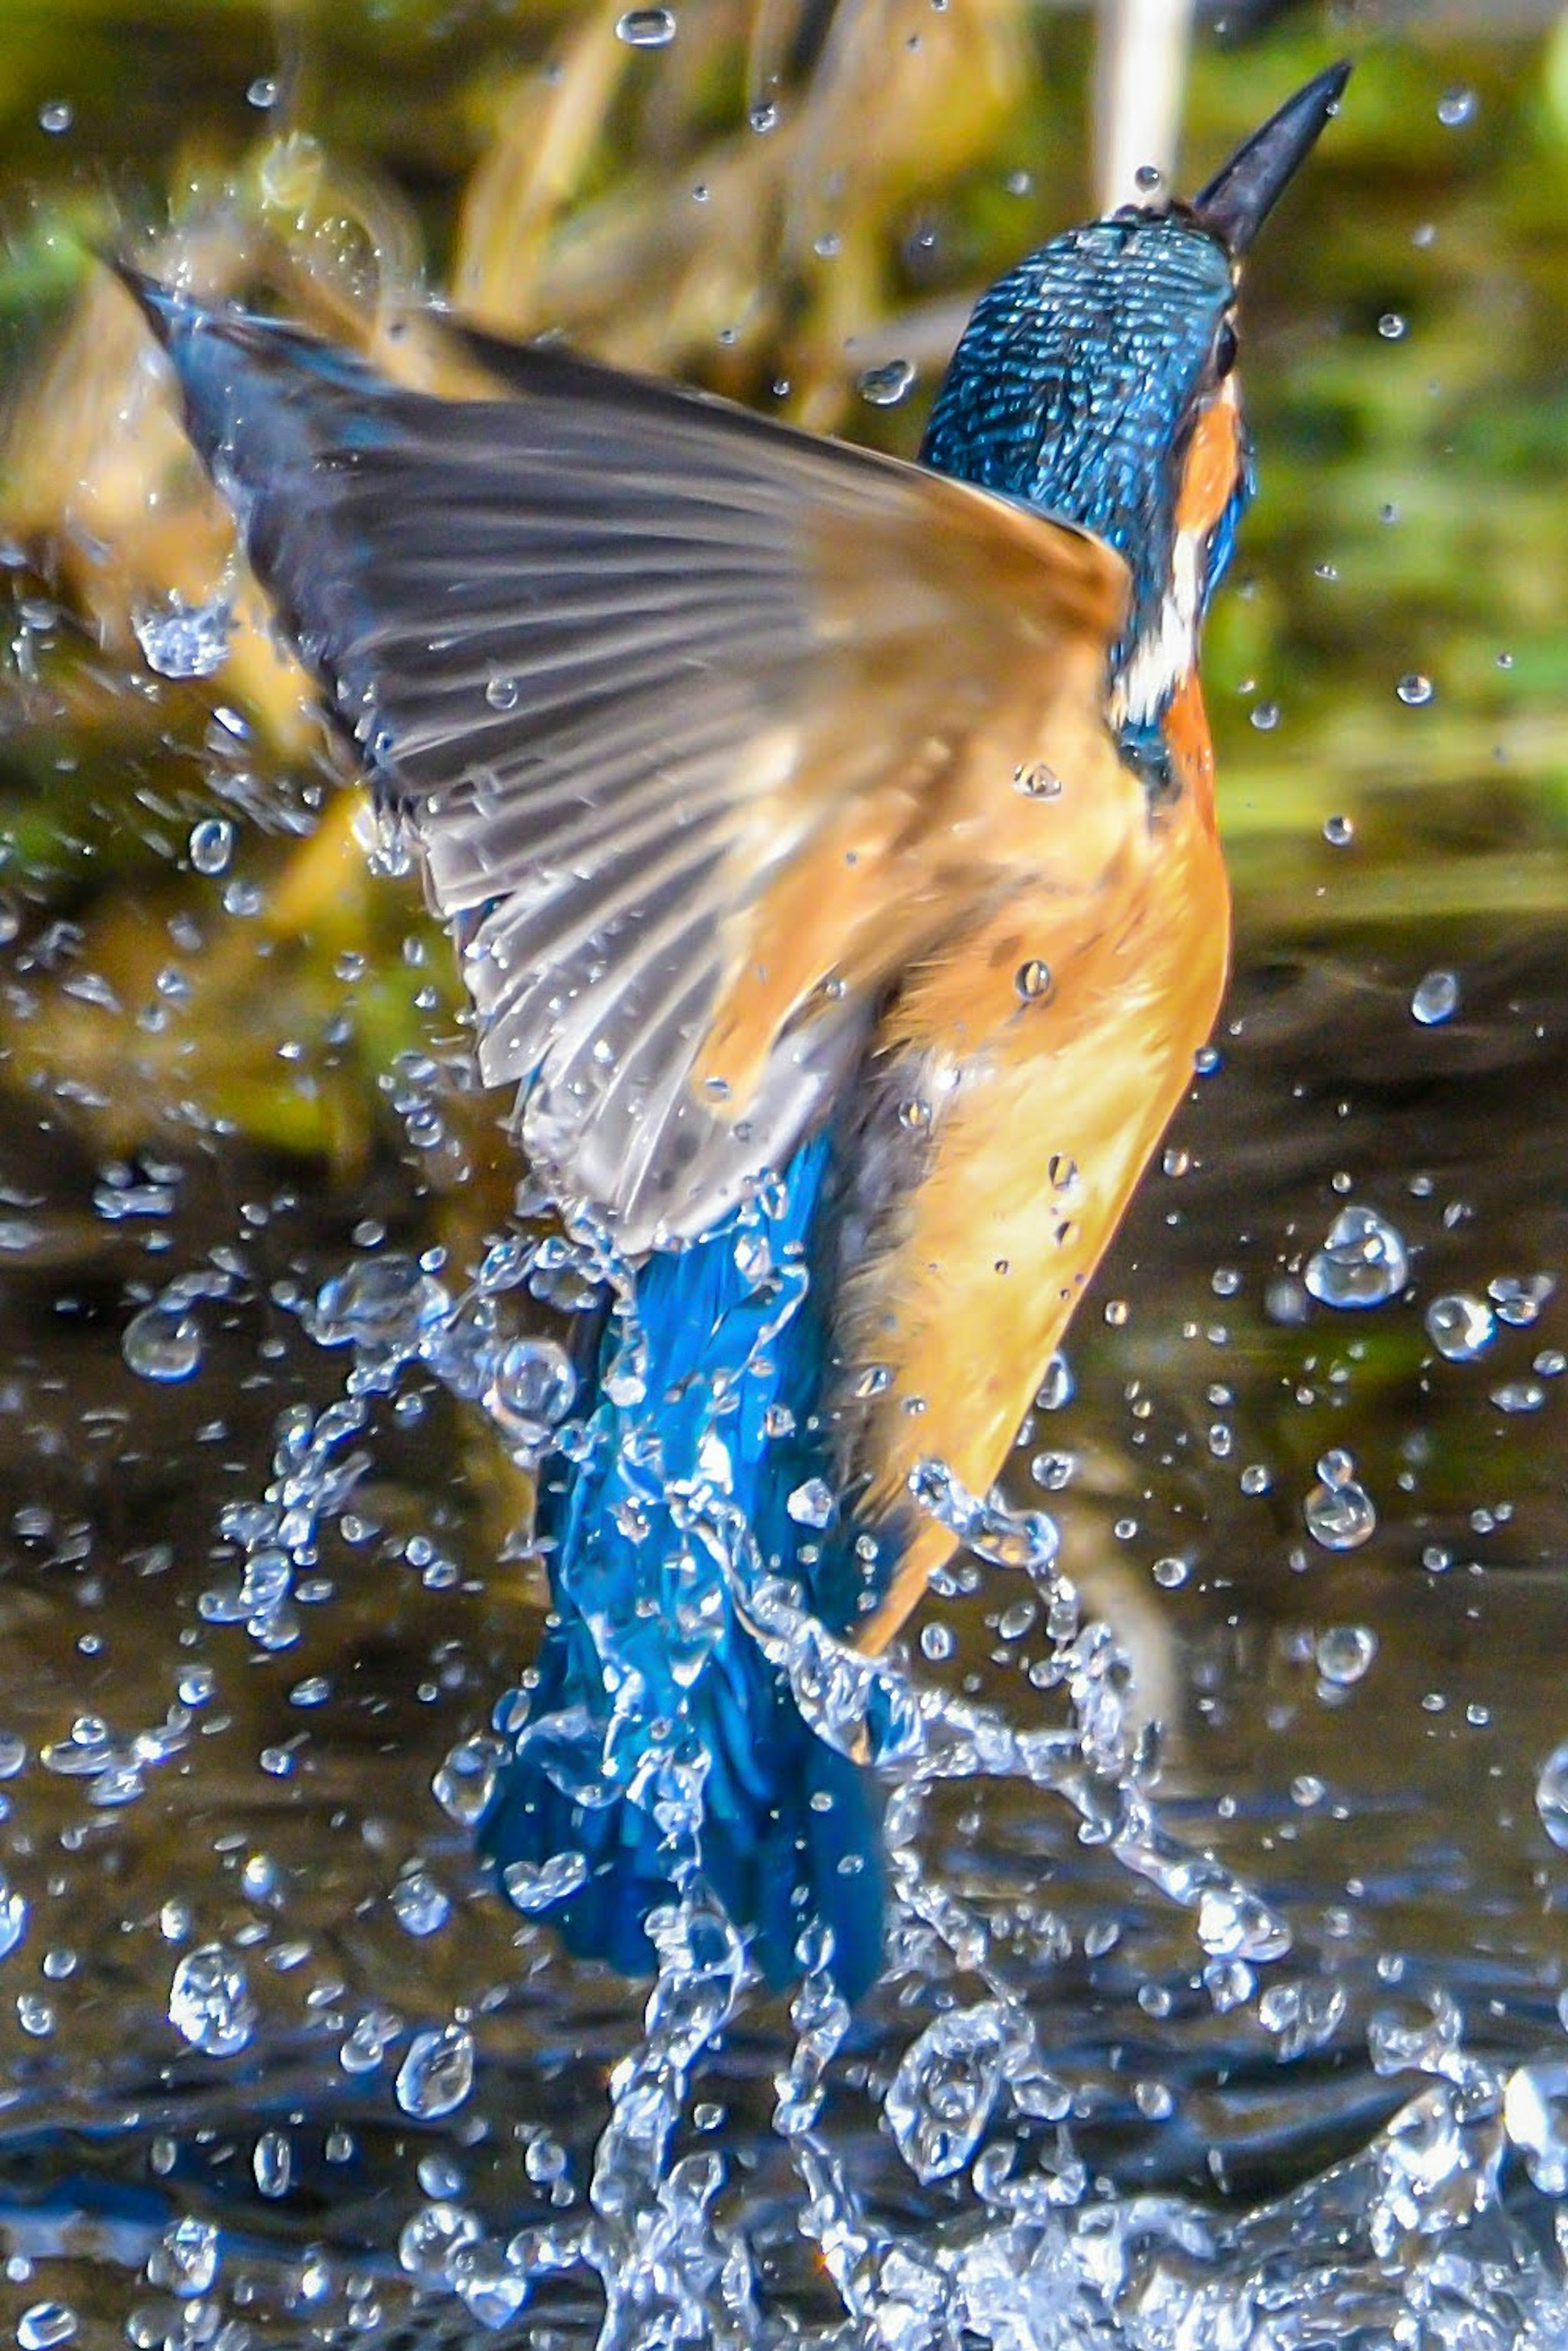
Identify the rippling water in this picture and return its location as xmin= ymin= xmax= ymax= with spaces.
xmin=4 ymin=6 xmax=1568 ymax=2346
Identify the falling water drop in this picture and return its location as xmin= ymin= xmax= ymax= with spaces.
xmin=1425 ymin=1292 xmax=1494 ymax=1360
xmin=131 ymin=592 xmax=233 ymax=680
xmin=188 ymin=816 xmax=235 ymax=876
xmin=615 ymin=5 xmax=676 ymax=43
xmin=395 ymin=2023 xmax=475 ymax=2119
xmin=1316 ymin=1624 xmax=1378 ymax=1686
xmin=17 ymin=2306 xmax=76 ymax=2351
xmin=483 ymin=1338 xmax=577 ymax=1449
xmin=501 ymin=1850 xmax=588 ymax=1913
xmin=1410 ymin=968 xmax=1459 ymax=1025
xmin=390 ymin=1870 xmax=452 ymax=1939
xmin=1304 ymin=1204 xmax=1409 ymax=1309
xmin=0 ymin=1876 xmax=27 ymax=1959
xmin=882 ymin=2004 xmax=1013 ymax=2183
xmin=1303 ymin=1452 xmax=1376 ymax=1552
xmin=857 ymin=358 xmax=916 ymax=407
xmin=1535 ymin=1740 xmax=1568 ymax=1851
xmin=169 ymin=1944 xmax=256 ymax=2055
xmin=122 ymin=1304 xmax=203 ymax=1383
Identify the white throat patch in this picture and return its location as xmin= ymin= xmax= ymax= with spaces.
xmin=1108 ymin=524 xmax=1203 ymax=734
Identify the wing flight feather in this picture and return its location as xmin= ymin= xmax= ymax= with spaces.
xmin=122 ymin=276 xmax=1129 ymax=1249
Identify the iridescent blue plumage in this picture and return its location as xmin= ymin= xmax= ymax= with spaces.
xmin=478 ymin=1131 xmax=886 ymax=1995
xmin=921 ymin=212 xmax=1249 ymax=693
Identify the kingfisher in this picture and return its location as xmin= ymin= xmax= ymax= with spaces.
xmin=117 ymin=61 xmax=1347 ymax=2001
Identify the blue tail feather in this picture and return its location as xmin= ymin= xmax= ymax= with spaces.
xmin=477 ymin=1135 xmax=885 ymax=2001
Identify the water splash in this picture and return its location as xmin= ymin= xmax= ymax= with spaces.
xmin=124 ymin=1192 xmax=1568 ymax=2348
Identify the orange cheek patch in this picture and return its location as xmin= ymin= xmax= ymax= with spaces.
xmin=1175 ymin=384 xmax=1238 ymax=539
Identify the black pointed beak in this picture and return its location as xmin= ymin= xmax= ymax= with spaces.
xmin=1193 ymin=60 xmax=1351 ymax=256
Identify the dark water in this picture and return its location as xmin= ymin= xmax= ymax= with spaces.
xmin=3 ymin=4 xmax=1568 ymax=2345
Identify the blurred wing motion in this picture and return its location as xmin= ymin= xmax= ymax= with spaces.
xmin=119 ymin=273 xmax=1127 ymax=1252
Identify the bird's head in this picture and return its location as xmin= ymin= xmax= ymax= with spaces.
xmin=920 ymin=62 xmax=1348 ymax=750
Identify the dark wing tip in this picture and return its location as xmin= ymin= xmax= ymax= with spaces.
xmin=105 ymin=258 xmax=198 ymax=352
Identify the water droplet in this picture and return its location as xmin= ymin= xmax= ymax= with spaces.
xmin=748 ymin=99 xmax=778 ymax=133
xmin=390 ymin=1870 xmax=451 ymax=1938
xmin=1133 ymin=163 xmax=1163 ymax=194
xmin=484 ymin=674 xmax=519 ymax=712
xmin=1195 ymin=1884 xmax=1290 ymax=1963
xmin=1489 ymin=1271 xmax=1554 ymax=1327
xmin=1437 ymin=86 xmax=1476 ymax=129
xmin=247 ymin=75 xmax=279 ymax=108
xmin=169 ymin=1944 xmax=256 ymax=2055
xmin=455 ymin=2249 xmax=530 ymax=2330
xmin=1396 ymin=671 xmax=1433 ymax=706
xmin=883 ymin=2003 xmax=1015 ymax=2182
xmin=1015 ymin=959 xmax=1052 ymax=1003
xmin=1323 ymin=813 xmax=1354 ymax=847
xmin=919 ymin=1621 xmax=954 ymax=1661
xmin=786 ymin=1477 xmax=835 ymax=1529
xmin=396 ymin=2023 xmax=475 ymax=2119
xmin=147 ymin=2215 xmax=220 ymax=2297
xmin=188 ymin=817 xmax=234 ymax=876
xmin=131 ymin=592 xmax=233 ymax=681
xmin=483 ymin=1338 xmax=576 ymax=1449
xmin=1425 ymin=1291 xmax=1494 ymax=1360
xmin=1151 ymin=1556 xmax=1188 ymax=1590
xmin=1303 ymin=1455 xmax=1376 ymax=1552
xmin=501 ymin=1849 xmax=588 ymax=1913
xmin=524 ymin=2134 xmax=568 ymax=2182
xmin=38 ymin=102 xmax=74 ymax=136
xmin=1304 ymin=1204 xmax=1408 ymax=1309
xmin=1491 ymin=1378 xmax=1546 ymax=1415
xmin=1013 ymin=761 xmax=1062 ymax=799
xmin=313 ymin=1255 xmax=449 ymax=1349
xmin=1505 ymin=2062 xmax=1568 ymax=2193
xmin=122 ymin=1304 xmax=203 ymax=1383
xmin=339 ymin=2008 xmax=400 ymax=2075
xmin=857 ymin=358 xmax=915 ymax=407
xmin=1316 ymin=1624 xmax=1377 ymax=1686
xmin=0 ymin=1875 xmax=26 ymax=1963
xmin=615 ymin=5 xmax=675 ymax=43
xmin=1250 ymin=700 xmax=1281 ymax=732
xmin=1411 ymin=968 xmax=1458 ymax=1025
xmin=433 ymin=1734 xmax=498 ymax=1826
xmin=1029 ymin=1449 xmax=1074 ymax=1494
xmin=1036 ymin=1352 xmax=1073 ymax=1411
xmin=1256 ymin=1978 xmax=1347 ymax=2061
xmin=399 ymin=2201 xmax=482 ymax=2284
xmin=1537 ymin=1741 xmax=1568 ymax=1850
xmin=1377 ymin=312 xmax=1407 ymax=341
xmin=17 ymin=2305 xmax=76 ymax=2351
xmin=253 ymin=2129 xmax=292 ymax=2198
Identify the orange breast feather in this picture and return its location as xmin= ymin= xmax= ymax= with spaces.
xmin=842 ymin=690 xmax=1229 ymax=1651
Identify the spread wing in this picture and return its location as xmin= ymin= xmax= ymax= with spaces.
xmin=120 ymin=272 xmax=1129 ymax=1252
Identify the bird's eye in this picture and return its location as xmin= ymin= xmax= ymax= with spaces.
xmin=1214 ymin=318 xmax=1239 ymax=379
